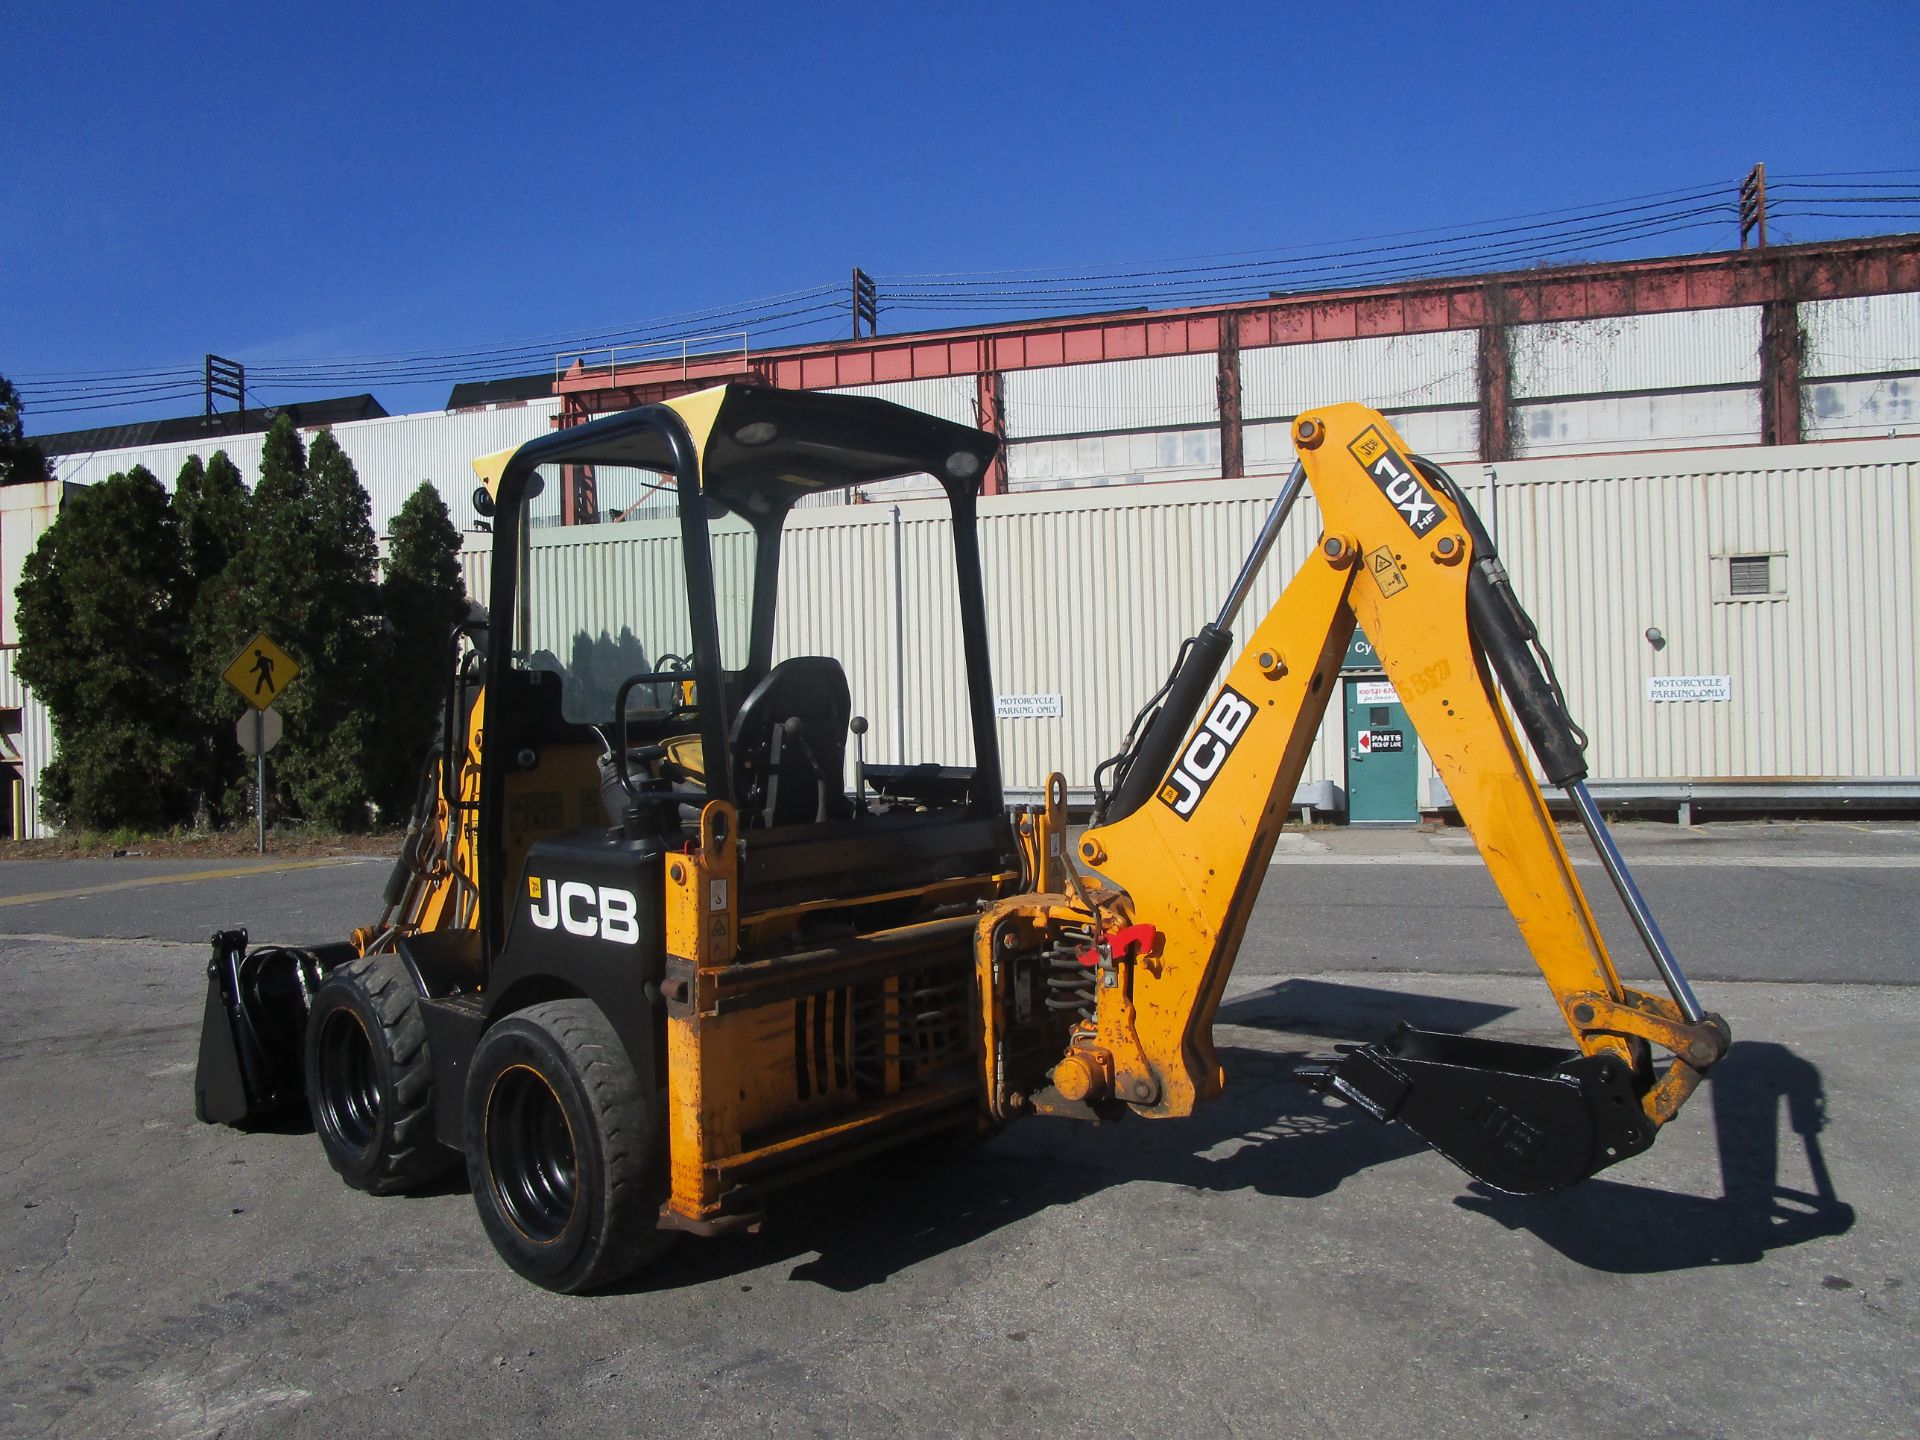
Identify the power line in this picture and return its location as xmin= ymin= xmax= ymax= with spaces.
xmin=20 ymin=171 xmax=1918 ymax=422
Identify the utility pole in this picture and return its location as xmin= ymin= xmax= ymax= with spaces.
xmin=1739 ymin=164 xmax=1768 ymax=250
xmin=204 ymin=354 xmax=245 ymax=416
xmin=852 ymin=268 xmax=878 ymax=339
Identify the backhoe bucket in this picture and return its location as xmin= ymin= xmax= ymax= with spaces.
xmin=1300 ymin=1025 xmax=1656 ymax=1194
xmin=193 ymin=929 xmax=334 ymax=1125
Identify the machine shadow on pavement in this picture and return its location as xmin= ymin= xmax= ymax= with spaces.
xmin=621 ymin=1043 xmax=1426 ymax=1296
xmin=230 ymin=978 xmax=1849 ymax=1290
xmin=617 ymin=978 xmax=1517 ymax=1295
xmin=1454 ymin=1040 xmax=1855 ymax=1272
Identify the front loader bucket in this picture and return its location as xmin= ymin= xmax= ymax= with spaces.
xmin=193 ymin=929 xmax=331 ymax=1125
xmin=1300 ymin=1025 xmax=1657 ymax=1195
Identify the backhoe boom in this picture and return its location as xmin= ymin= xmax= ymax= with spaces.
xmin=976 ymin=403 xmax=1728 ymax=1194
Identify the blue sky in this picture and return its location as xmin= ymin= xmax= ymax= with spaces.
xmin=6 ymin=0 xmax=1917 ymax=433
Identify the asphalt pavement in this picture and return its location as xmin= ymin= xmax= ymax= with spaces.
xmin=0 ymin=821 xmax=1915 ymax=1438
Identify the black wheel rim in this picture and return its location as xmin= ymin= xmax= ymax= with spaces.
xmin=487 ymin=1065 xmax=578 ymax=1244
xmin=316 ymin=1009 xmax=380 ymax=1157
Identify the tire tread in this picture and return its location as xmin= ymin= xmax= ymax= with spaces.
xmin=307 ymin=953 xmax=454 ymax=1195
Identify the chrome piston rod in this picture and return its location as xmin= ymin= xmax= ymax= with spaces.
xmin=1214 ymin=462 xmax=1307 ymax=631
xmin=1566 ymin=780 xmax=1706 ymax=1023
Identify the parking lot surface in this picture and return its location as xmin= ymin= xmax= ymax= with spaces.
xmin=1 ymin=823 xmax=1915 ymax=1438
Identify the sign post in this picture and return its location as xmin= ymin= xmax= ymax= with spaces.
xmin=223 ymin=634 xmax=300 ymax=854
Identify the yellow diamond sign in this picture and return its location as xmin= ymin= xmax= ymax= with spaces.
xmin=223 ymin=632 xmax=300 ymax=711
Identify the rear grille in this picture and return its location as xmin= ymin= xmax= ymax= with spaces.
xmin=793 ymin=963 xmax=970 ymax=1102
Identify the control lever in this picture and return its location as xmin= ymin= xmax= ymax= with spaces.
xmin=849 ymin=715 xmax=869 ymax=815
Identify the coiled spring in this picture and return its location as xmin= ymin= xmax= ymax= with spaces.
xmin=1045 ymin=925 xmax=1097 ymax=1020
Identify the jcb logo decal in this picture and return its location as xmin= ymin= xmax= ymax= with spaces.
xmin=1159 ymin=686 xmax=1255 ymax=819
xmin=1349 ymin=425 xmax=1442 ymax=537
xmin=528 ymin=876 xmax=640 ymax=944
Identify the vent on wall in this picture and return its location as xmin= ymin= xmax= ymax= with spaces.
xmin=1714 ymin=550 xmax=1787 ymax=601
xmin=1728 ymin=554 xmax=1773 ymax=596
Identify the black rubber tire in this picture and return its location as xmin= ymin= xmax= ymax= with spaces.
xmin=464 ymin=1001 xmax=672 ymax=1293
xmin=303 ymin=953 xmax=454 ymax=1195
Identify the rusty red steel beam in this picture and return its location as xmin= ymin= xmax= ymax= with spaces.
xmin=555 ymin=234 xmax=1920 ymax=419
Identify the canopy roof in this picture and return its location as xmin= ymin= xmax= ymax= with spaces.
xmin=474 ymin=382 xmax=998 ymax=517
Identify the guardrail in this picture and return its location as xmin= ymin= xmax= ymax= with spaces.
xmin=556 ymin=333 xmax=752 ymax=388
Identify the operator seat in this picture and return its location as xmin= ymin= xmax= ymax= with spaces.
xmin=729 ymin=656 xmax=853 ymax=828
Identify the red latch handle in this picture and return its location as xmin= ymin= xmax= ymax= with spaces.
xmin=1076 ymin=923 xmax=1161 ymax=967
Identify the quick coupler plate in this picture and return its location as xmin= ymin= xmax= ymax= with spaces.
xmin=1297 ymin=1024 xmax=1654 ymax=1194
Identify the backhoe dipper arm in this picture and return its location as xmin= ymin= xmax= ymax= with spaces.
xmin=1025 ymin=403 xmax=1727 ymax=1193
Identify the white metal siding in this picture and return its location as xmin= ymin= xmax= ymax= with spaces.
xmin=1459 ymin=438 xmax=1919 ymax=783
xmin=1006 ymin=427 xmax=1220 ymax=489
xmin=1516 ymin=389 xmax=1761 ymax=456
xmin=1006 ymin=355 xmax=1216 ymax=438
xmin=973 ymin=476 xmax=1346 ymax=795
xmin=1803 ymin=292 xmax=1920 ymax=378
xmin=0 ymin=482 xmax=71 ymax=648
xmin=0 ymin=647 xmax=56 ymax=838
xmin=498 ymin=437 xmax=1919 ymax=808
xmin=1241 ymin=331 xmax=1478 ymax=418
xmin=46 ymin=399 xmax=562 ymax=536
xmin=52 ymin=431 xmax=269 ymax=496
xmin=1804 ymin=376 xmax=1920 ymax=439
xmin=1511 ymin=308 xmax=1761 ymax=398
xmin=328 ymin=402 xmax=563 ymax=536
xmin=827 ymin=377 xmax=978 ymax=427
xmin=774 ymin=508 xmax=903 ymax=758
xmin=508 ymin=473 xmax=1351 ymax=797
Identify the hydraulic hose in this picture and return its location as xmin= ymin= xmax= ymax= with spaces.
xmin=1412 ymin=456 xmax=1588 ymax=787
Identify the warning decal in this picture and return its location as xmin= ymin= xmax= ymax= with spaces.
xmin=1366 ymin=546 xmax=1409 ymax=598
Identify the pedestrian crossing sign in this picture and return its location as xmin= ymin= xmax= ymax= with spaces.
xmin=223 ymin=632 xmax=300 ymax=711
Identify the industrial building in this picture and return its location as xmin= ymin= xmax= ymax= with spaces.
xmin=8 ymin=233 xmax=1918 ymax=836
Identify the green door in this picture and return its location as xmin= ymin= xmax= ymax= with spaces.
xmin=1344 ymin=678 xmax=1418 ymax=823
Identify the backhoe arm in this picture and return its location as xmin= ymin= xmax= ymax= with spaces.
xmin=978 ymin=403 xmax=1728 ymax=1194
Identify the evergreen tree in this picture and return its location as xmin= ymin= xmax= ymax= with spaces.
xmin=14 ymin=467 xmax=195 ymax=830
xmin=280 ymin=429 xmax=385 ymax=829
xmin=194 ymin=418 xmax=314 ymax=829
xmin=370 ymin=483 xmax=468 ymax=819
xmin=173 ymin=451 xmax=249 ymax=589
xmin=173 ymin=451 xmax=253 ymax=824
xmin=193 ymin=417 xmax=387 ymax=830
xmin=0 ymin=375 xmax=53 ymax=488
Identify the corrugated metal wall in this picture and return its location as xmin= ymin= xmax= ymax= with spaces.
xmin=1007 ymin=427 xmax=1221 ymax=490
xmin=41 ymin=292 xmax=1920 ymax=526
xmin=47 ymin=399 xmax=562 ymax=535
xmin=1512 ymin=309 xmax=1762 ymax=397
xmin=1463 ymin=437 xmax=1920 ymax=782
xmin=1005 ymin=354 xmax=1218 ymax=437
xmin=1242 ymin=331 xmax=1479 ymax=416
xmin=0 ymin=481 xmax=71 ymax=647
xmin=486 ymin=436 xmax=1918 ymax=811
xmin=1512 ymin=308 xmax=1765 ymax=456
xmin=827 ymin=377 xmax=977 ymax=427
xmin=1803 ymin=292 xmax=1920 ymax=441
xmin=968 ymin=479 xmax=1344 ymax=793
xmin=0 ymin=647 xmax=57 ymax=838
